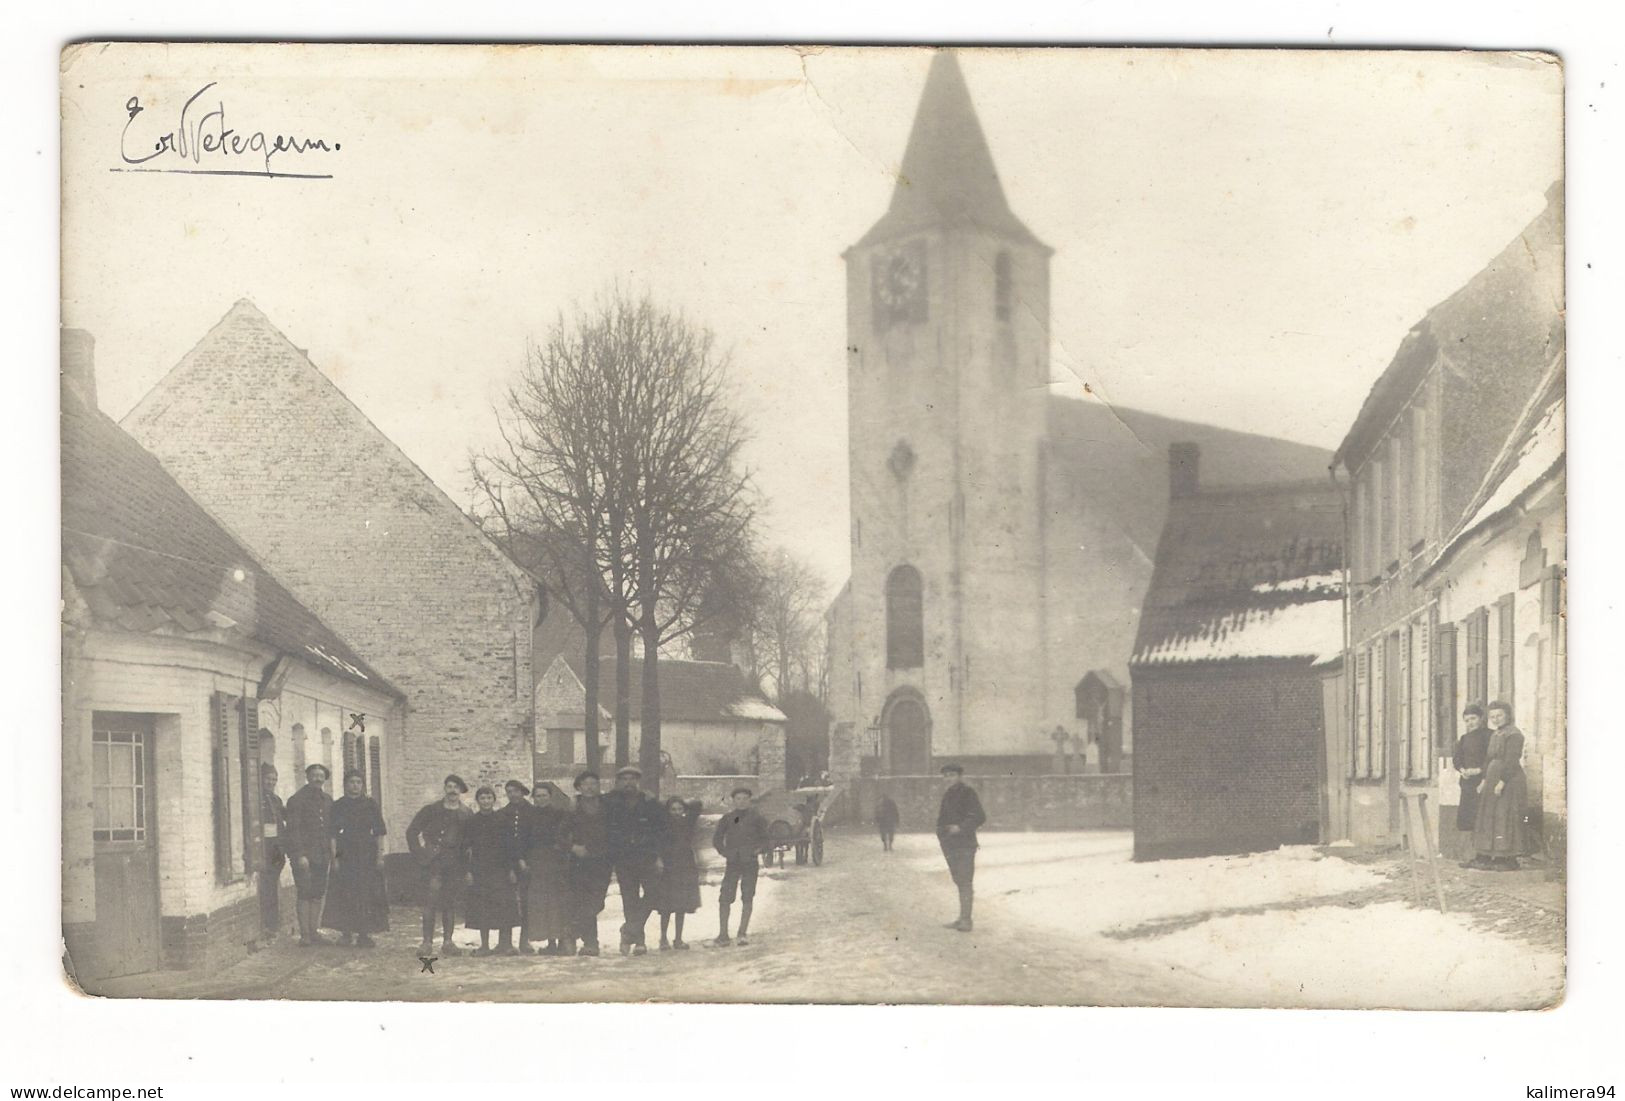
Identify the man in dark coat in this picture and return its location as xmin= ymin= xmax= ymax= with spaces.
xmin=406 ymin=774 xmax=472 ymax=956
xmin=283 ymin=763 xmax=335 ymax=947
xmin=604 ymin=765 xmax=668 ymax=956
xmin=1453 ymin=704 xmax=1492 ymax=837
xmin=258 ymin=763 xmax=288 ymax=939
xmin=936 ymin=763 xmax=987 ymax=933
xmin=567 ymin=770 xmax=613 ymax=956
xmin=712 ymin=786 xmax=768 ymax=946
xmin=875 ymin=793 xmax=900 ymax=852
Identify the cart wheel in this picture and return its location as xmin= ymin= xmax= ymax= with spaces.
xmin=812 ymin=823 xmax=825 ymax=866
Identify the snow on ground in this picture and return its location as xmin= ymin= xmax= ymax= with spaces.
xmin=1113 ymin=900 xmax=1564 ymax=1010
xmin=901 ymin=831 xmax=1562 ymax=1009
xmin=903 ymin=830 xmax=1385 ymax=932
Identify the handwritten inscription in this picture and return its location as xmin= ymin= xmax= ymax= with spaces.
xmin=120 ymin=83 xmax=340 ymax=177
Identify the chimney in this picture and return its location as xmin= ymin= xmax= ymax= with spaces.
xmin=1169 ymin=442 xmax=1200 ymax=499
xmin=61 ymin=328 xmax=96 ymax=409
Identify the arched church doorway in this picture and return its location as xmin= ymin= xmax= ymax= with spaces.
xmin=881 ymin=690 xmax=933 ymax=775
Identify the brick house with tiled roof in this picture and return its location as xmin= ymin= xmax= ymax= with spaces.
xmin=62 ymin=332 xmax=402 ymax=984
xmin=1129 ymin=455 xmax=1344 ymax=860
xmin=533 ymin=647 xmax=786 ymax=792
xmin=120 ymin=301 xmax=541 ymax=843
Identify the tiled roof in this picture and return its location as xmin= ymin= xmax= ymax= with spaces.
xmin=1132 ymin=480 xmax=1345 ymax=667
xmin=1425 ymin=360 xmax=1565 ymax=577
xmin=1044 ymin=393 xmax=1335 ymax=564
xmin=1333 ymin=181 xmax=1563 ymax=471
xmin=62 ymin=384 xmax=395 ymax=693
xmin=572 ymin=654 xmax=784 ymax=725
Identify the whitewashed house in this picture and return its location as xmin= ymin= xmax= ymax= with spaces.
xmin=61 ymin=332 xmax=401 ymax=985
xmin=1419 ymin=361 xmax=1566 ymax=860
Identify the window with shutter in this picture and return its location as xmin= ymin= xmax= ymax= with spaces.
xmin=1398 ymin=628 xmax=1413 ymax=778
xmin=342 ymin=729 xmax=358 ymax=780
xmin=1415 ymin=614 xmax=1432 ymax=779
xmin=212 ymin=691 xmax=241 ymax=883
xmin=1496 ymin=594 xmax=1515 ymax=709
xmin=1353 ymin=648 xmax=1370 ymax=778
xmin=1433 ymin=622 xmax=1458 ymax=756
xmin=239 ymin=699 xmax=263 ymax=874
xmin=1371 ymin=636 xmax=1386 ymax=778
xmin=1464 ymin=607 xmax=1489 ymax=708
xmin=368 ymin=735 xmax=382 ymax=799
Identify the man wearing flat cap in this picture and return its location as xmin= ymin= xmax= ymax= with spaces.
xmin=936 ymin=763 xmax=986 ymax=933
xmin=406 ymin=774 xmax=473 ymax=955
xmin=284 ymin=762 xmax=335 ymax=947
xmin=604 ymin=765 xmax=669 ymax=956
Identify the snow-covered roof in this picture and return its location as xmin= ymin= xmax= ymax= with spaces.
xmin=1133 ymin=599 xmax=1345 ymax=667
xmin=1132 ymin=479 xmax=1345 ymax=668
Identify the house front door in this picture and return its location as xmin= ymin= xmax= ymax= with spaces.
xmin=91 ymin=713 xmax=161 ymax=978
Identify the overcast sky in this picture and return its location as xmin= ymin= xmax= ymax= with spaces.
xmin=61 ymin=45 xmax=1563 ymax=594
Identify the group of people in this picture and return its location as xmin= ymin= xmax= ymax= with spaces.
xmin=258 ymin=760 xmax=774 ymax=957
xmin=1453 ymin=700 xmax=1531 ymax=871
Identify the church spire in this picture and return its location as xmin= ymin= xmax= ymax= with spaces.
xmin=858 ymin=51 xmax=1043 ymax=248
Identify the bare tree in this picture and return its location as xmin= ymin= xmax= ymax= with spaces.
xmin=611 ymin=296 xmax=759 ymax=792
xmin=750 ymin=549 xmax=827 ymax=703
xmin=471 ymin=309 xmax=630 ymax=773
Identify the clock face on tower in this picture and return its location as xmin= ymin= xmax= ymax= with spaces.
xmin=872 ymin=241 xmax=927 ymax=328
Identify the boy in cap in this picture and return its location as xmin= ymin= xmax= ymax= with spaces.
xmin=604 ymin=764 xmax=668 ymax=955
xmin=936 ymin=764 xmax=986 ymax=932
xmin=711 ymin=786 xmax=767 ymax=946
xmin=406 ymin=774 xmax=472 ymax=955
xmin=284 ymin=762 xmax=335 ymax=947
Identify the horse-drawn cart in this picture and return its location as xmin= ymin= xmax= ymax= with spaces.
xmin=755 ymin=785 xmax=839 ymax=868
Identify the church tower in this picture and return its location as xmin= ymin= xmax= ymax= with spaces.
xmin=842 ymin=52 xmax=1052 ymax=770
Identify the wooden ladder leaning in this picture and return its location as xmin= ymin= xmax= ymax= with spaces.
xmin=1400 ymin=791 xmax=1448 ymax=913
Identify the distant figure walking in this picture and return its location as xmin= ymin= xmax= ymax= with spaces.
xmin=875 ymin=793 xmax=900 ymax=852
xmin=653 ymin=797 xmax=703 ymax=950
xmin=1466 ymin=701 xmax=1529 ymax=871
xmin=323 ymin=769 xmax=389 ymax=948
xmin=936 ymin=763 xmax=986 ymax=933
xmin=712 ymin=787 xmax=768 ymax=946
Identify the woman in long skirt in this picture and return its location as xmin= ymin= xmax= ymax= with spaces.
xmin=652 ymin=798 xmax=703 ymax=950
xmin=463 ymin=786 xmax=521 ymax=954
xmin=323 ymin=770 xmax=390 ymax=947
xmin=1468 ymin=701 xmax=1529 ymax=870
xmin=524 ymin=785 xmax=575 ymax=955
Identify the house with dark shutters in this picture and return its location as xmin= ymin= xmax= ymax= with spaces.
xmin=1419 ymin=359 xmax=1565 ymax=860
xmin=61 ymin=331 xmax=401 ymax=985
xmin=1331 ymin=183 xmax=1562 ymax=850
xmin=120 ymin=301 xmax=541 ymax=842
xmin=1129 ymin=453 xmax=1345 ymax=860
